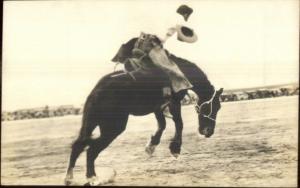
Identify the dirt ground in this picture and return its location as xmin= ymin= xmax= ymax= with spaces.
xmin=1 ymin=96 xmax=298 ymax=186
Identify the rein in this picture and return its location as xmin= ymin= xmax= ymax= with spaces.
xmin=113 ymin=48 xmax=147 ymax=82
xmin=194 ymin=89 xmax=217 ymax=122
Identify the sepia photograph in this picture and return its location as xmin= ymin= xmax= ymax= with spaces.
xmin=1 ymin=0 xmax=299 ymax=186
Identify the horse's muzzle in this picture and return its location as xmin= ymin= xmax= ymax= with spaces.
xmin=199 ymin=127 xmax=214 ymax=138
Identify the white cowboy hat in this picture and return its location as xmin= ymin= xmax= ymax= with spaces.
xmin=176 ymin=25 xmax=198 ymax=43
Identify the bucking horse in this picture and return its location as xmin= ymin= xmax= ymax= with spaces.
xmin=64 ymin=35 xmax=223 ymax=185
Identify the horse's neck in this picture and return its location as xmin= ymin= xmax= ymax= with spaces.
xmin=163 ymin=52 xmax=215 ymax=102
xmin=185 ymin=64 xmax=214 ymax=102
xmin=192 ymin=82 xmax=215 ymax=103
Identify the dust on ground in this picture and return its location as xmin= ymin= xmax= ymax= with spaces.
xmin=1 ymin=96 xmax=298 ymax=186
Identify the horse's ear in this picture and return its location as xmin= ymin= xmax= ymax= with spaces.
xmin=217 ymin=88 xmax=224 ymax=95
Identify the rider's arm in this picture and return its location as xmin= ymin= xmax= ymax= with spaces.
xmin=161 ymin=26 xmax=177 ymax=44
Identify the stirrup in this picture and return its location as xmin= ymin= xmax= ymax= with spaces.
xmin=163 ymin=107 xmax=173 ymax=119
xmin=160 ymin=100 xmax=170 ymax=111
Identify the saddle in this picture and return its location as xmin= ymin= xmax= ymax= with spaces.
xmin=112 ymin=35 xmax=170 ymax=88
xmin=111 ymin=34 xmax=193 ymax=94
xmin=113 ymin=35 xmax=171 ymax=72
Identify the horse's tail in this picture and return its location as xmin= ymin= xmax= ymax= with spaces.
xmin=72 ymin=72 xmax=122 ymax=147
xmin=73 ymin=94 xmax=99 ymax=147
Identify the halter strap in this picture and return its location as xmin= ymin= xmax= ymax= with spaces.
xmin=195 ymin=89 xmax=217 ymax=121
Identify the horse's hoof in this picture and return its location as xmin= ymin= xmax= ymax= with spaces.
xmin=171 ymin=152 xmax=180 ymax=158
xmin=108 ymin=169 xmax=117 ymax=183
xmin=64 ymin=177 xmax=73 ymax=186
xmin=86 ymin=176 xmax=101 ymax=186
xmin=145 ymin=140 xmax=157 ymax=156
xmin=145 ymin=145 xmax=156 ymax=156
xmin=169 ymin=141 xmax=181 ymax=155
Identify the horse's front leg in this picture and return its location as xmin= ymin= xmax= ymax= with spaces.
xmin=169 ymin=100 xmax=183 ymax=157
xmin=145 ymin=110 xmax=166 ymax=156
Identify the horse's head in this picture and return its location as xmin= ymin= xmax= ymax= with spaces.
xmin=196 ymin=88 xmax=223 ymax=138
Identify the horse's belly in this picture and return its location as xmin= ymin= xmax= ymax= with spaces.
xmin=129 ymin=104 xmax=160 ymax=116
xmin=130 ymin=110 xmax=154 ymax=116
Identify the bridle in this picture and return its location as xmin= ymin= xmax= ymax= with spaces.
xmin=195 ymin=89 xmax=217 ymax=122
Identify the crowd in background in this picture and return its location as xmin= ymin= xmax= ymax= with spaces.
xmin=2 ymin=85 xmax=298 ymax=121
xmin=2 ymin=105 xmax=82 ymax=122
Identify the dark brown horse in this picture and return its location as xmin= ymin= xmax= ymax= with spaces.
xmin=64 ymin=40 xmax=223 ymax=185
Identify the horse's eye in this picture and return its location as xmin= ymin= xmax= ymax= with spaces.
xmin=141 ymin=34 xmax=146 ymax=39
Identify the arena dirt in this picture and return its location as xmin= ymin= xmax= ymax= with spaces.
xmin=1 ymin=96 xmax=298 ymax=186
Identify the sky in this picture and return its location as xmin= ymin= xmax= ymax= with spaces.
xmin=2 ymin=0 xmax=299 ymax=111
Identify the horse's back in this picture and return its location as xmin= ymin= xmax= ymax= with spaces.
xmin=84 ymin=70 xmax=163 ymax=114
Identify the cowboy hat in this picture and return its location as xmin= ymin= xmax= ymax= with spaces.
xmin=176 ymin=25 xmax=198 ymax=43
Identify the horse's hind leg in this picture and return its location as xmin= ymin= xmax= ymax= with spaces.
xmin=85 ymin=115 xmax=128 ymax=185
xmin=65 ymin=121 xmax=97 ymax=185
xmin=145 ymin=110 xmax=166 ymax=156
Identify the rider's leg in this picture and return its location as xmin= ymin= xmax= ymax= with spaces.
xmin=148 ymin=46 xmax=193 ymax=93
xmin=161 ymin=86 xmax=172 ymax=110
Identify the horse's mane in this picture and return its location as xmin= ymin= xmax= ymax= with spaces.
xmin=166 ymin=51 xmax=215 ymax=101
xmin=167 ymin=51 xmax=212 ymax=88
